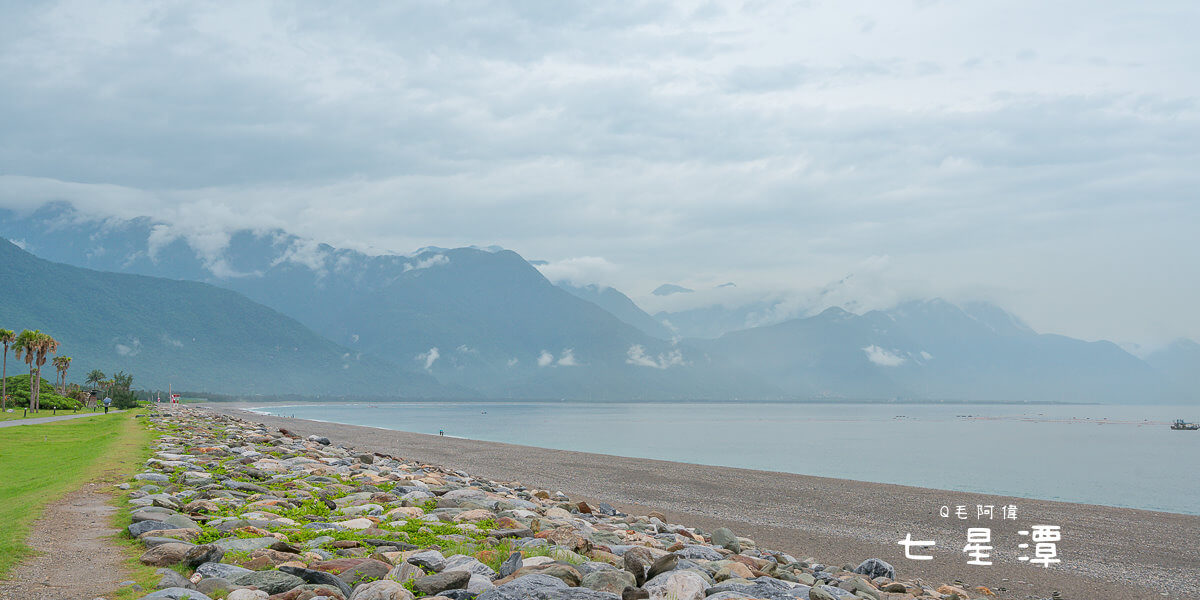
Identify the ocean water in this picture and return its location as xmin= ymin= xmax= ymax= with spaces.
xmin=251 ymin=402 xmax=1200 ymax=515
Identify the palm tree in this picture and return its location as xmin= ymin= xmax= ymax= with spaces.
xmin=86 ymin=369 xmax=105 ymax=388
xmin=0 ymin=329 xmax=14 ymax=410
xmin=13 ymin=330 xmax=39 ymax=411
xmin=53 ymin=356 xmax=72 ymax=394
xmin=31 ymin=334 xmax=59 ymax=411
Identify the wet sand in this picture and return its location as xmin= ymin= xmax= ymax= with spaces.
xmin=204 ymin=404 xmax=1199 ymax=600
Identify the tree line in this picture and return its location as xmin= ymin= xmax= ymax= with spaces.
xmin=0 ymin=327 xmax=139 ymax=412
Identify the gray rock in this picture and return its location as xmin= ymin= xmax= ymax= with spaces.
xmin=142 ymin=536 xmax=187 ymax=549
xmin=195 ymin=561 xmax=253 ymax=580
xmin=408 ymin=549 xmax=447 ymax=572
xmin=139 ymin=542 xmax=192 ymax=567
xmin=711 ymin=528 xmax=741 ymax=554
xmin=853 ymin=558 xmax=894 ymax=580
xmin=142 ymin=588 xmax=212 ymax=600
xmin=476 ymin=573 xmax=566 ymax=600
xmin=340 ymin=559 xmax=394 ymax=587
xmin=645 ymin=553 xmax=677 ymax=581
xmin=467 ymin=573 xmax=497 ymax=595
xmin=414 ymin=570 xmax=471 ymax=595
xmin=673 ymin=545 xmax=723 ymax=561
xmin=443 ymin=554 xmax=497 ymax=579
xmin=154 ymin=568 xmax=194 ymax=590
xmin=499 ymin=551 xmax=523 ymax=578
xmin=623 ymin=547 xmax=654 ymax=586
xmin=128 ymin=520 xmax=174 ymax=537
xmin=581 ymin=569 xmax=635 ymax=594
xmin=183 ymin=544 xmax=224 ymax=568
xmin=195 ymin=578 xmax=233 ymax=597
xmin=163 ymin=514 xmax=201 ymax=531
xmin=279 ymin=565 xmax=354 ymax=598
xmin=575 ymin=561 xmax=617 ymax=576
xmin=131 ymin=507 xmax=177 ymax=523
xmin=134 ymin=472 xmax=171 ymax=483
xmin=213 ymin=537 xmax=277 ymax=552
xmin=347 ymin=579 xmax=414 ymax=600
xmin=231 ymin=570 xmax=305 ymax=595
xmin=194 ymin=578 xmax=234 ymax=597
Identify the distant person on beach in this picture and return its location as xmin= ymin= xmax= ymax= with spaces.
xmin=439 ymin=428 xmax=444 ymax=436
xmin=103 ymin=396 xmax=111 ymax=413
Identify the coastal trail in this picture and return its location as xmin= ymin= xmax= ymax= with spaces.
xmin=0 ymin=411 xmax=151 ymax=600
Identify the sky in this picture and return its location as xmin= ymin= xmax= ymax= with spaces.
xmin=0 ymin=1 xmax=1198 ymax=347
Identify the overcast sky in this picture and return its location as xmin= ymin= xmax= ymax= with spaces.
xmin=1 ymin=1 xmax=1197 ymax=346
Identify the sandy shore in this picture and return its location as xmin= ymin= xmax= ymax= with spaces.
xmin=204 ymin=403 xmax=1198 ymax=600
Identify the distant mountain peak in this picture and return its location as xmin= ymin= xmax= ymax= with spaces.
xmin=653 ymin=283 xmax=694 ymax=296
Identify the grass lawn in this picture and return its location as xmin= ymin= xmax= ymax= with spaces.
xmin=0 ymin=407 xmax=107 ymax=421
xmin=0 ymin=410 xmax=152 ymax=578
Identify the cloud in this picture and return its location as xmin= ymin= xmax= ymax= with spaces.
xmin=272 ymin=237 xmax=331 ymax=274
xmin=1 ymin=3 xmax=1198 ymax=344
xmin=626 ymin=345 xmax=687 ymax=369
xmin=537 ymin=349 xmax=577 ymax=367
xmin=863 ymin=345 xmax=906 ymax=367
xmin=506 ymin=357 xmax=519 ymax=367
xmin=160 ymin=333 xmax=183 ymax=348
xmin=535 ymin=256 xmax=617 ymax=286
xmin=114 ymin=336 xmax=142 ymax=356
xmin=403 ymin=253 xmax=450 ymax=272
xmin=416 ymin=347 xmax=440 ymax=371
xmin=557 ymin=348 xmax=578 ymax=366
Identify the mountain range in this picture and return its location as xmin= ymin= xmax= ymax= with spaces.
xmin=1 ymin=203 xmax=1196 ymax=403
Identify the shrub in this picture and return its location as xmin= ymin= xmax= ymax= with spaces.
xmin=1 ymin=374 xmax=82 ymax=410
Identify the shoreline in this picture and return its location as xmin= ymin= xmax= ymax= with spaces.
xmin=206 ymin=403 xmax=1199 ymax=600
xmin=233 ymin=401 xmax=1195 ymax=517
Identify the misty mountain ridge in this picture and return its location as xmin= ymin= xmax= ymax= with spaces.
xmin=1 ymin=205 xmax=1196 ymax=403
xmin=0 ymin=238 xmax=450 ymax=397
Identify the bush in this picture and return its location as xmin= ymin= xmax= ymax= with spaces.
xmin=111 ymin=388 xmax=139 ymax=409
xmin=1 ymin=374 xmax=82 ymax=410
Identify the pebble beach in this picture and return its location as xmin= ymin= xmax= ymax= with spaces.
xmin=114 ymin=406 xmax=1196 ymax=600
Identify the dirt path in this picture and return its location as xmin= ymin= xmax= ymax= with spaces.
xmin=0 ymin=484 xmax=129 ymax=600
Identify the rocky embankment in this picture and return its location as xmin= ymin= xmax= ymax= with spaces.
xmin=119 ymin=408 xmax=1000 ymax=600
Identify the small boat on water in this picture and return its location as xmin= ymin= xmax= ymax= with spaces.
xmin=1170 ymin=419 xmax=1199 ymax=430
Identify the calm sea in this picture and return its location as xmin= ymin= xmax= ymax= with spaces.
xmin=250 ymin=402 xmax=1200 ymax=515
